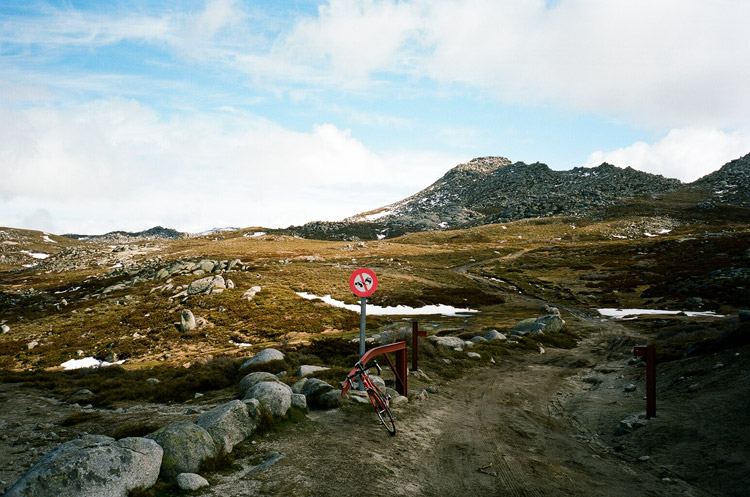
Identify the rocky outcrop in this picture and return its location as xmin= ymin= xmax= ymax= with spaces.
xmin=195 ymin=400 xmax=255 ymax=454
xmin=5 ymin=435 xmax=162 ymax=497
xmin=288 ymin=156 xmax=684 ymax=240
xmin=146 ymin=422 xmax=217 ymax=480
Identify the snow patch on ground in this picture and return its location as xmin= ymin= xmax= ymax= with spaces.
xmin=60 ymin=357 xmax=125 ymax=370
xmin=296 ymin=292 xmax=478 ymax=316
xmin=598 ymin=308 xmax=723 ymax=319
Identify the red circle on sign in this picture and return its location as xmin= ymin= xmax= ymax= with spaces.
xmin=349 ymin=268 xmax=378 ymax=298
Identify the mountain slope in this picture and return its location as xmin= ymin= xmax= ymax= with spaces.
xmin=288 ymin=156 xmax=684 ymax=240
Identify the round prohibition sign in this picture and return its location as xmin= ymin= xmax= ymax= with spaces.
xmin=349 ymin=268 xmax=378 ymax=298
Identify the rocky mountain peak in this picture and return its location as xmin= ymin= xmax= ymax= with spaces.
xmin=454 ymin=156 xmax=513 ymax=174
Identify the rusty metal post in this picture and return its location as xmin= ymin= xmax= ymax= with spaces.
xmin=634 ymin=344 xmax=656 ymax=418
xmin=411 ymin=320 xmax=427 ymax=372
xmin=395 ymin=344 xmax=407 ymax=396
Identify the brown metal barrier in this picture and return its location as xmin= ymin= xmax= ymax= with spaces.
xmin=633 ymin=344 xmax=656 ymax=418
xmin=346 ymin=340 xmax=408 ymax=396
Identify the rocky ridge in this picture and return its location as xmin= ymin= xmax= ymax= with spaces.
xmin=287 ymin=154 xmax=750 ymax=240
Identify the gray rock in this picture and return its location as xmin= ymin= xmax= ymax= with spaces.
xmin=226 ymin=279 xmax=235 ymax=289
xmin=154 ymin=268 xmax=170 ymax=280
xmin=195 ymin=400 xmax=253 ymax=454
xmin=69 ymin=388 xmax=95 ymax=403
xmin=244 ymin=382 xmax=292 ymax=417
xmin=242 ymin=286 xmax=262 ymax=301
xmin=471 ymin=335 xmax=488 ymax=343
xmin=176 ymin=473 xmax=210 ymax=491
xmin=624 ymin=383 xmax=637 ymax=393
xmin=1 ymin=324 xmax=10 ymax=334
xmin=616 ymin=412 xmax=648 ymax=435
xmin=296 ymin=365 xmax=330 ymax=377
xmin=187 ymin=275 xmax=225 ymax=296
xmin=316 ymin=389 xmax=343 ymax=408
xmin=368 ymin=375 xmax=386 ymax=393
xmin=5 ymin=435 xmax=162 ymax=497
xmin=391 ymin=395 xmax=409 ymax=406
xmin=239 ymin=372 xmax=284 ymax=397
xmin=291 ymin=393 xmax=308 ymax=410
xmin=227 ymin=259 xmax=242 ymax=271
xmin=512 ymin=314 xmax=565 ymax=335
xmin=484 ymin=329 xmax=507 ymax=341
xmin=146 ymin=422 xmax=217 ymax=480
xmin=180 ymin=309 xmax=196 ymax=332
xmin=467 ymin=351 xmax=481 ymax=359
xmin=429 ymin=335 xmax=464 ymax=350
xmin=240 ymin=348 xmax=285 ymax=369
xmin=198 ymin=260 xmax=216 ymax=273
xmin=291 ymin=378 xmax=308 ymax=394
xmin=301 ymin=378 xmax=334 ymax=398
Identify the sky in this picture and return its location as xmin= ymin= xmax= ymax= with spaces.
xmin=1 ymin=0 xmax=749 ymax=235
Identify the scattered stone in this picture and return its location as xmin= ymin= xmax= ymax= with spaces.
xmin=624 ymin=384 xmax=637 ymax=393
xmin=484 ymin=329 xmax=507 ymax=341
xmin=296 ymin=365 xmax=330 ymax=377
xmin=146 ymin=378 xmax=160 ymax=384
xmin=26 ymin=341 xmax=39 ymax=350
xmin=425 ymin=386 xmax=439 ymax=394
xmin=5 ymin=435 xmax=162 ymax=497
xmin=467 ymin=351 xmax=481 ymax=359
xmin=242 ymin=286 xmax=262 ymax=301
xmin=713 ymin=362 xmax=724 ymax=369
xmin=195 ymin=400 xmax=254 ymax=454
xmin=688 ymin=384 xmax=701 ymax=392
xmin=616 ymin=412 xmax=648 ymax=435
xmin=176 ymin=473 xmax=210 ymax=491
xmin=226 ymin=279 xmax=235 ymax=289
xmin=187 ymin=275 xmax=225 ymax=296
xmin=638 ymin=456 xmax=650 ymax=462
xmin=240 ymin=348 xmax=285 ymax=369
xmin=68 ymin=389 xmax=95 ymax=403
xmin=538 ymin=346 xmax=545 ymax=354
xmin=391 ymin=395 xmax=409 ymax=406
xmin=146 ymin=422 xmax=217 ymax=480
xmin=1 ymin=324 xmax=9 ymax=334
xmin=411 ymin=389 xmax=429 ymax=401
xmin=180 ymin=310 xmax=196 ymax=332
xmin=471 ymin=336 xmax=488 ymax=343
xmin=512 ymin=313 xmax=565 ymax=335
xmin=429 ymin=335 xmax=464 ymax=350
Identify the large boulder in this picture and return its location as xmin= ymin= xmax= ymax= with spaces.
xmin=240 ymin=348 xmax=285 ymax=369
xmin=5 ymin=435 xmax=162 ymax=497
xmin=146 ymin=422 xmax=217 ymax=480
xmin=429 ymin=335 xmax=465 ymax=350
xmin=484 ymin=329 xmax=507 ymax=341
xmin=195 ymin=400 xmax=254 ymax=454
xmin=300 ymin=378 xmax=336 ymax=408
xmin=238 ymin=372 xmax=284 ymax=397
xmin=176 ymin=473 xmax=210 ymax=491
xmin=180 ymin=310 xmax=196 ymax=332
xmin=512 ymin=314 xmax=565 ymax=335
xmin=187 ymin=276 xmax=225 ymax=296
xmin=244 ymin=382 xmax=292 ymax=417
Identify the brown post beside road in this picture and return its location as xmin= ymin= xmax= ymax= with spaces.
xmin=411 ymin=320 xmax=427 ymax=371
xmin=633 ymin=344 xmax=656 ymax=418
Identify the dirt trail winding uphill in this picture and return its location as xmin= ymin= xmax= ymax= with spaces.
xmin=204 ymin=325 xmax=716 ymax=497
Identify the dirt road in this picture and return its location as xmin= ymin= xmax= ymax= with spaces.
xmin=204 ymin=326 xmax=719 ymax=497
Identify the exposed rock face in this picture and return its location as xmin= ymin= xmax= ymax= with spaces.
xmin=187 ymin=275 xmax=225 ymax=295
xmin=288 ymin=156 xmax=684 ymax=240
xmin=244 ymin=382 xmax=292 ymax=417
xmin=690 ymin=153 xmax=750 ymax=206
xmin=195 ymin=400 xmax=254 ymax=454
xmin=146 ymin=422 xmax=217 ymax=480
xmin=5 ymin=435 xmax=163 ymax=497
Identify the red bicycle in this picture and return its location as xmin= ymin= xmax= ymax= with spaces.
xmin=342 ymin=360 xmax=396 ymax=435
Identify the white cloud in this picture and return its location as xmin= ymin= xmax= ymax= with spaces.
xmin=0 ymin=99 xmax=458 ymax=234
xmin=585 ymin=128 xmax=750 ymax=182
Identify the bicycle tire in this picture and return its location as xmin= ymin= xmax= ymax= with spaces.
xmin=367 ymin=388 xmax=396 ymax=435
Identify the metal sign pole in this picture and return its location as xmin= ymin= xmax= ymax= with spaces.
xmin=359 ymin=296 xmax=366 ymax=390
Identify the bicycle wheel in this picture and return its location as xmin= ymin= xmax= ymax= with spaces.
xmin=367 ymin=388 xmax=396 ymax=435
